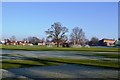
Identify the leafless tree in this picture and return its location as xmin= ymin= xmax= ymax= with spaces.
xmin=28 ymin=36 xmax=41 ymax=45
xmin=23 ymin=38 xmax=28 ymax=41
xmin=70 ymin=27 xmax=86 ymax=46
xmin=10 ymin=35 xmax=16 ymax=42
xmin=89 ymin=37 xmax=99 ymax=46
xmin=45 ymin=22 xmax=68 ymax=47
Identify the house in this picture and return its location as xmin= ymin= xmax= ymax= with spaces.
xmin=17 ymin=41 xmax=33 ymax=46
xmin=38 ymin=42 xmax=45 ymax=46
xmin=10 ymin=41 xmax=18 ymax=45
xmin=45 ymin=39 xmax=57 ymax=46
xmin=4 ymin=39 xmax=11 ymax=45
xmin=50 ymin=39 xmax=57 ymax=45
xmin=99 ymin=38 xmax=116 ymax=46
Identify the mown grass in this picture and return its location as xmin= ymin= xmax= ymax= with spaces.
xmin=45 ymin=57 xmax=119 ymax=69
xmin=92 ymin=53 xmax=120 ymax=59
xmin=1 ymin=59 xmax=63 ymax=69
xmin=1 ymin=57 xmax=119 ymax=69
xmin=1 ymin=45 xmax=119 ymax=69
xmin=2 ymin=51 xmax=119 ymax=59
xmin=0 ymin=45 xmax=119 ymax=52
xmin=75 ymin=52 xmax=120 ymax=59
xmin=0 ymin=45 xmax=2 ymax=48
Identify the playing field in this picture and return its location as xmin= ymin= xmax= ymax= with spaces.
xmin=0 ymin=45 xmax=119 ymax=79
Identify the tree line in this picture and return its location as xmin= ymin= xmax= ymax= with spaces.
xmin=8 ymin=22 xmax=100 ymax=47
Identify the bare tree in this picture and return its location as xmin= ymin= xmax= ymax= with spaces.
xmin=10 ymin=35 xmax=16 ymax=42
xmin=28 ymin=36 xmax=41 ymax=45
xmin=23 ymin=38 xmax=28 ymax=41
xmin=70 ymin=27 xmax=86 ymax=46
xmin=45 ymin=22 xmax=68 ymax=47
xmin=41 ymin=38 xmax=45 ymax=42
xmin=89 ymin=37 xmax=99 ymax=46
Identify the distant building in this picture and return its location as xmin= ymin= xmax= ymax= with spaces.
xmin=4 ymin=39 xmax=11 ymax=45
xmin=38 ymin=42 xmax=45 ymax=46
xmin=99 ymin=38 xmax=116 ymax=46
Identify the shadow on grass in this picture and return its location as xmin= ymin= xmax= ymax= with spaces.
xmin=2 ymin=55 xmax=119 ymax=69
xmin=2 ymin=57 xmax=65 ymax=69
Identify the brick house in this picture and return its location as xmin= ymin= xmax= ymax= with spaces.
xmin=99 ymin=39 xmax=116 ymax=46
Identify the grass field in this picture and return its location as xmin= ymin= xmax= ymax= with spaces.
xmin=0 ymin=45 xmax=119 ymax=52
xmin=1 ymin=45 xmax=119 ymax=69
xmin=1 ymin=57 xmax=119 ymax=69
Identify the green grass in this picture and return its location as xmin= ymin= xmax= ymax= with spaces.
xmin=1 ymin=45 xmax=119 ymax=52
xmin=92 ymin=53 xmax=120 ymax=59
xmin=1 ymin=59 xmax=63 ymax=69
xmin=75 ymin=52 xmax=120 ymax=59
xmin=1 ymin=60 xmax=43 ymax=69
xmin=1 ymin=45 xmax=119 ymax=69
xmin=2 ymin=51 xmax=119 ymax=59
xmin=45 ymin=57 xmax=119 ymax=69
xmin=1 ymin=57 xmax=119 ymax=69
xmin=0 ymin=45 xmax=2 ymax=48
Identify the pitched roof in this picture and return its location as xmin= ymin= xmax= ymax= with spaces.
xmin=102 ymin=38 xmax=115 ymax=41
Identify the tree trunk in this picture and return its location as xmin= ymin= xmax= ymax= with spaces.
xmin=57 ymin=41 xmax=59 ymax=47
xmin=56 ymin=38 xmax=60 ymax=47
